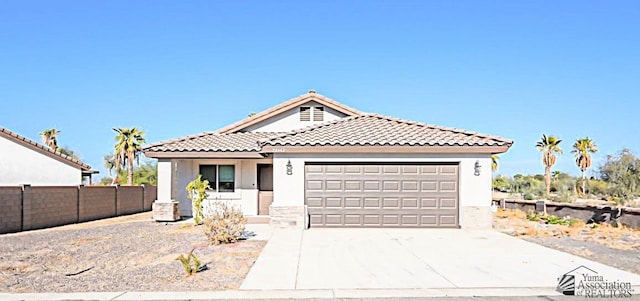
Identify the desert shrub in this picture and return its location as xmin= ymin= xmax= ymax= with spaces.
xmin=186 ymin=175 xmax=210 ymax=225
xmin=551 ymin=191 xmax=574 ymax=203
xmin=604 ymin=195 xmax=626 ymax=206
xmin=175 ymin=249 xmax=202 ymax=276
xmin=587 ymin=179 xmax=609 ymax=196
xmin=202 ymin=202 xmax=247 ymax=245
xmin=543 ymin=214 xmax=580 ymax=226
xmin=526 ymin=210 xmax=544 ymax=222
xmin=550 ymin=172 xmax=574 ymax=193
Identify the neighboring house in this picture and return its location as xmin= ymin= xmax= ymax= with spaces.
xmin=0 ymin=126 xmax=95 ymax=186
xmin=144 ymin=90 xmax=513 ymax=229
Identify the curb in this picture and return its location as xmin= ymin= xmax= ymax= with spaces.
xmin=0 ymin=287 xmax=566 ymax=301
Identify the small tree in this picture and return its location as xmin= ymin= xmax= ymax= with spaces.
xmin=186 ymin=175 xmax=210 ymax=225
xmin=598 ymin=148 xmax=640 ymax=204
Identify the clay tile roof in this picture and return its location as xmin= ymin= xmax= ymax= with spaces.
xmin=143 ymin=131 xmax=283 ymax=152
xmin=260 ymin=114 xmax=513 ymax=148
xmin=0 ymin=126 xmax=92 ymax=171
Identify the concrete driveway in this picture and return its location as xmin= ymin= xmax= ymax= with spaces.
xmin=241 ymin=228 xmax=640 ymax=291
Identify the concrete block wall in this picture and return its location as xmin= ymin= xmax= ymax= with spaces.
xmin=23 ymin=186 xmax=78 ymax=231
xmin=0 ymin=185 xmax=156 ymax=234
xmin=0 ymin=187 xmax=22 ymax=234
xmin=117 ymin=186 xmax=144 ymax=215
xmin=496 ymin=199 xmax=640 ymax=229
xmin=79 ymin=186 xmax=117 ymax=222
xmin=143 ymin=185 xmax=157 ymax=211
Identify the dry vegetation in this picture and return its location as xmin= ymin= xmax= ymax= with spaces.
xmin=0 ymin=213 xmax=266 ymax=293
xmin=493 ymin=209 xmax=640 ymax=274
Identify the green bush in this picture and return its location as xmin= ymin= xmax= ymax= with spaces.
xmin=526 ymin=210 xmax=544 ymax=221
xmin=202 ymin=202 xmax=247 ymax=245
xmin=544 ymin=214 xmax=580 ymax=226
xmin=186 ymin=175 xmax=210 ymax=225
xmin=493 ymin=175 xmax=512 ymax=192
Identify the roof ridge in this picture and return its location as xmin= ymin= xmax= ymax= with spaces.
xmin=0 ymin=126 xmax=92 ymax=170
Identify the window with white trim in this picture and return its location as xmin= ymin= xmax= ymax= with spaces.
xmin=198 ymin=164 xmax=235 ymax=192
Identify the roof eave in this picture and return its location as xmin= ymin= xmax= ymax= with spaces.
xmin=0 ymin=128 xmax=92 ymax=170
xmin=261 ymin=145 xmax=511 ymax=154
xmin=144 ymin=151 xmax=266 ymax=159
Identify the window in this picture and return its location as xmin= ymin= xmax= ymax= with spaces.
xmin=300 ymin=106 xmax=311 ymax=121
xmin=313 ymin=106 xmax=324 ymax=121
xmin=198 ymin=164 xmax=235 ymax=192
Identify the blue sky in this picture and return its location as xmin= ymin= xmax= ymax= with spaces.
xmin=1 ymin=1 xmax=639 ymax=180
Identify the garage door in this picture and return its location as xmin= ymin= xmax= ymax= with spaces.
xmin=305 ymin=163 xmax=459 ymax=228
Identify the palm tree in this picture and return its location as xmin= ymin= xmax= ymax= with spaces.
xmin=572 ymin=138 xmax=598 ymax=195
xmin=491 ymin=155 xmax=499 ymax=172
xmin=103 ymin=152 xmax=120 ymax=185
xmin=39 ymin=129 xmax=60 ymax=151
xmin=113 ymin=128 xmax=146 ymax=185
xmin=536 ymin=134 xmax=563 ymax=196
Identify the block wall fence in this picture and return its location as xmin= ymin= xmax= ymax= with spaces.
xmin=0 ymin=185 xmax=156 ymax=234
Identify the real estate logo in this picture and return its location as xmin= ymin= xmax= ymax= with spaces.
xmin=557 ymin=265 xmax=634 ymax=298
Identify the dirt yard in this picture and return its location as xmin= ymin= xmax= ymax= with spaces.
xmin=0 ymin=212 xmax=266 ymax=292
xmin=493 ymin=209 xmax=640 ymax=275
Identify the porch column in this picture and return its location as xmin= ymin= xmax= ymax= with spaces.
xmin=153 ymin=159 xmax=180 ymax=221
xmin=157 ymin=159 xmax=173 ymax=201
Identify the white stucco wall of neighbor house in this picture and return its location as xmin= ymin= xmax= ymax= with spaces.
xmin=164 ymin=158 xmax=272 ymax=217
xmin=244 ymin=101 xmax=348 ymax=132
xmin=0 ymin=136 xmax=82 ymax=186
xmin=272 ymin=153 xmax=493 ymax=229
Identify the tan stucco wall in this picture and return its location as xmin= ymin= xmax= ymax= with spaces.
xmin=272 ymin=153 xmax=493 ymax=229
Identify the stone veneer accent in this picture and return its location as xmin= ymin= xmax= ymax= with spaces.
xmin=269 ymin=205 xmax=307 ymax=229
xmin=462 ymin=206 xmax=492 ymax=229
xmin=152 ymin=201 xmax=181 ymax=222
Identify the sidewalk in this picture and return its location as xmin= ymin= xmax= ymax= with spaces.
xmin=0 ymin=287 xmax=571 ymax=301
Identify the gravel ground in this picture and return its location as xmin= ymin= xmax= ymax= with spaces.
xmin=522 ymin=236 xmax=640 ymax=275
xmin=0 ymin=212 xmax=266 ymax=293
xmin=493 ymin=209 xmax=640 ymax=275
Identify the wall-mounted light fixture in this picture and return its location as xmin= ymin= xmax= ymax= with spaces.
xmin=286 ymin=160 xmax=293 ymax=175
xmin=474 ymin=160 xmax=481 ymax=176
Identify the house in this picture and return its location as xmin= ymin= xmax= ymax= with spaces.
xmin=144 ymin=90 xmax=513 ymax=229
xmin=0 ymin=126 xmax=95 ymax=186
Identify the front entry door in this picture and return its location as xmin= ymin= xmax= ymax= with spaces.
xmin=257 ymin=164 xmax=274 ymax=215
